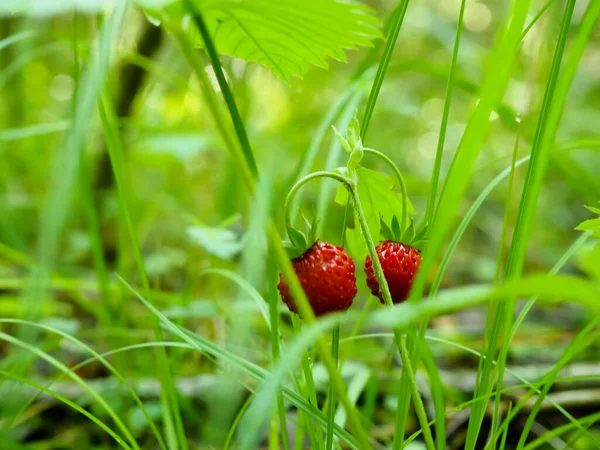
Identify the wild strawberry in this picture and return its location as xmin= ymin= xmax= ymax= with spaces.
xmin=278 ymin=241 xmax=357 ymax=317
xmin=364 ymin=241 xmax=421 ymax=304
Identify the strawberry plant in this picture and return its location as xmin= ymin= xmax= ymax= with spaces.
xmin=1 ymin=0 xmax=600 ymax=450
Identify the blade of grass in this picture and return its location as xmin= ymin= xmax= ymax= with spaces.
xmin=521 ymin=0 xmax=555 ymax=40
xmin=490 ymin=319 xmax=600 ymax=449
xmin=267 ymin=258 xmax=290 ymax=450
xmin=342 ymin=330 xmax=600 ymax=440
xmin=98 ymin=96 xmax=187 ymax=450
xmin=168 ymin=22 xmax=255 ymax=192
xmin=360 ymin=0 xmax=410 ymax=140
xmin=517 ymin=303 xmax=600 ymax=447
xmin=177 ymin=3 xmax=374 ymax=447
xmin=397 ymin=0 xmax=533 ymax=445
xmin=0 ymin=319 xmax=166 ymax=450
xmin=524 ymin=411 xmax=600 ymax=450
xmin=1 ymin=2 xmax=126 ymax=425
xmin=399 ymin=336 xmax=435 ymax=450
xmin=117 ymin=274 xmax=364 ymax=450
xmin=419 ymin=339 xmax=446 ymax=450
xmin=325 ymin=324 xmax=340 ymax=450
xmin=0 ymin=332 xmax=139 ymax=450
xmin=293 ymin=316 xmax=326 ymax=450
xmin=424 ymin=0 xmax=467 ymax=226
xmin=224 ymin=394 xmax=255 ymax=450
xmin=488 ymin=118 xmax=522 ymax=440
xmin=0 ymin=370 xmax=131 ymax=450
xmin=471 ymin=1 xmax=593 ymax=447
xmin=72 ymin=11 xmax=112 ymax=326
xmin=183 ymin=0 xmax=258 ymax=178
xmin=509 ymin=232 xmax=590 ymax=341
xmin=238 ymin=273 xmax=600 ymax=450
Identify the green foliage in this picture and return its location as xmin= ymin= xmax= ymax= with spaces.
xmin=2 ymin=0 xmax=600 ymax=449
xmin=575 ymin=205 xmax=600 ymax=238
xmin=2 ymin=0 xmax=380 ymax=85
xmin=187 ymin=226 xmax=243 ymax=260
xmin=0 ymin=0 xmax=176 ymax=16
xmin=196 ymin=0 xmax=382 ymax=83
xmin=336 ymin=167 xmax=414 ymax=261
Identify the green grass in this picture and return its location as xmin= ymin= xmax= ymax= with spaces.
xmin=1 ymin=0 xmax=599 ymax=449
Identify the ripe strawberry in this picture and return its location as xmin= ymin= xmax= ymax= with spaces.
xmin=278 ymin=241 xmax=357 ymax=317
xmin=364 ymin=241 xmax=421 ymax=304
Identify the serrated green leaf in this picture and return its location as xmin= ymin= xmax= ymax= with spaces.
xmin=199 ymin=0 xmax=382 ymax=83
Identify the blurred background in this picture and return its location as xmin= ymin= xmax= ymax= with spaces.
xmin=1 ymin=0 xmax=599 ymax=448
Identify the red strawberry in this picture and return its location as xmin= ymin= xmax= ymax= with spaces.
xmin=278 ymin=241 xmax=357 ymax=317
xmin=364 ymin=241 xmax=421 ymax=304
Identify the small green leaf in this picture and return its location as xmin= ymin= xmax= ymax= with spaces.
xmin=576 ymin=205 xmax=600 ymax=238
xmin=347 ymin=146 xmax=364 ymax=180
xmin=333 ymin=126 xmax=353 ymax=154
xmin=346 ymin=116 xmax=362 ymax=151
xmin=575 ymin=219 xmax=600 ymax=233
xmin=187 ymin=226 xmax=243 ymax=260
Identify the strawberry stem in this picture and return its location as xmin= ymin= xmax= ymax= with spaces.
xmin=284 ymin=171 xmax=351 ymax=247
xmin=362 ymin=148 xmax=409 ymax=235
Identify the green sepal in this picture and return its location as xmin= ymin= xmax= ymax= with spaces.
xmin=332 ymin=126 xmax=353 ymax=154
xmin=380 ymin=215 xmax=395 ymax=241
xmin=345 ymin=115 xmax=361 ymax=151
xmin=301 ymin=210 xmax=319 ymax=246
xmin=414 ymin=223 xmax=428 ymax=240
xmin=286 ymin=225 xmax=307 ymax=249
xmin=283 ymin=240 xmax=308 ymax=260
xmin=391 ymin=215 xmax=401 ymax=240
xmin=332 ymin=116 xmax=364 ymax=180
xmin=401 ymin=218 xmax=416 ymax=243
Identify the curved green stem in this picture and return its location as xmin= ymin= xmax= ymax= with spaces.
xmin=363 ymin=148 xmax=409 ymax=233
xmin=284 ymin=171 xmax=351 ymax=245
xmin=285 ymin=169 xmax=394 ymax=309
xmin=283 ymin=169 xmax=430 ymax=448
